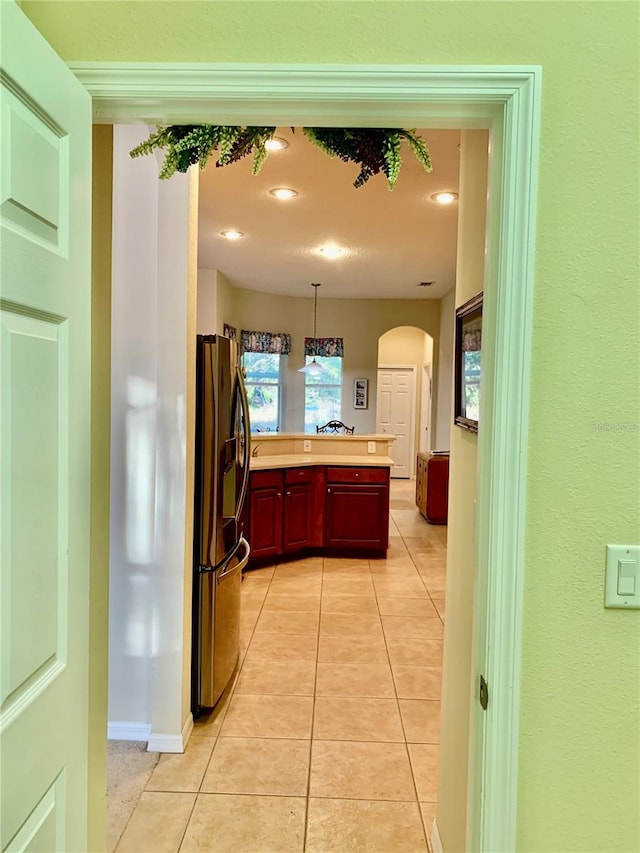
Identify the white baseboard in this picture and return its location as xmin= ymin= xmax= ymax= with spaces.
xmin=147 ymin=713 xmax=194 ymax=754
xmin=181 ymin=713 xmax=194 ymax=748
xmin=107 ymin=721 xmax=152 ymax=742
xmin=430 ymin=819 xmax=443 ymax=853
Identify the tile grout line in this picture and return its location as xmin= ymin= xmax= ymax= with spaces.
xmin=391 ymin=480 xmax=444 ymax=845
xmin=184 ymin=562 xmax=276 ymax=841
xmin=374 ymin=517 xmax=428 ymax=836
xmin=302 ymin=556 xmax=324 ymax=851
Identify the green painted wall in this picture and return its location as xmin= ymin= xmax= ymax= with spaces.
xmin=23 ymin=2 xmax=640 ymax=851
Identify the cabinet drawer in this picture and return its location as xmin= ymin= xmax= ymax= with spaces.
xmin=326 ymin=466 xmax=388 ymax=485
xmin=250 ymin=469 xmax=282 ymax=489
xmin=284 ymin=466 xmax=313 ymax=485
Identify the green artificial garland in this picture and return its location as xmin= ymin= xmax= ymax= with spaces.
xmin=129 ymin=125 xmax=432 ymax=189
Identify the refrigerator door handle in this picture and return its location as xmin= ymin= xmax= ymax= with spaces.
xmin=217 ymin=535 xmax=250 ymax=583
xmin=235 ymin=365 xmax=251 ymax=523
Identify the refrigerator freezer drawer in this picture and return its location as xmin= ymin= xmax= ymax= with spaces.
xmin=196 ymin=537 xmax=250 ymax=711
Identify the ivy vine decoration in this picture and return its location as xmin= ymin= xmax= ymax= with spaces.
xmin=130 ymin=125 xmax=432 ymax=190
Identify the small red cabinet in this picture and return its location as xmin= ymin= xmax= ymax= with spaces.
xmin=416 ymin=452 xmax=449 ymax=524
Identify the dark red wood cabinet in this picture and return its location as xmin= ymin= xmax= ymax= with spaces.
xmin=416 ymin=452 xmax=449 ymax=524
xmin=247 ymin=464 xmax=389 ymax=563
xmin=248 ymin=470 xmax=283 ymax=559
xmin=282 ymin=467 xmax=315 ymax=552
xmin=324 ymin=466 xmax=389 ymax=551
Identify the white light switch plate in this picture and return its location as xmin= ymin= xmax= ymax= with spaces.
xmin=368 ymin=441 xmax=376 ymax=453
xmin=604 ymin=545 xmax=640 ymax=609
xmin=303 ymin=440 xmax=311 ymax=453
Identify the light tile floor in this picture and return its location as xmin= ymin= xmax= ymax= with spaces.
xmin=115 ymin=480 xmax=447 ymax=852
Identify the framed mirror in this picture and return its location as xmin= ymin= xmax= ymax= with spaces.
xmin=454 ymin=292 xmax=483 ymax=433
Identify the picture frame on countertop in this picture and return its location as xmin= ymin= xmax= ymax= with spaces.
xmin=454 ymin=291 xmax=483 ymax=433
xmin=353 ymin=378 xmax=368 ymax=409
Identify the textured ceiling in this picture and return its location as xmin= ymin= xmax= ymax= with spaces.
xmin=198 ymin=128 xmax=460 ymax=300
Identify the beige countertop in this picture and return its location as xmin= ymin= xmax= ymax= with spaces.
xmin=250 ymin=453 xmax=394 ymax=471
xmin=250 ymin=432 xmax=392 ymax=441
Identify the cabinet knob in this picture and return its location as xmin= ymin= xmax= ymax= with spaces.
xmin=355 ymin=473 xmax=359 ymax=478
xmin=327 ymin=488 xmax=331 ymax=494
xmin=285 ymin=491 xmax=291 ymax=496
xmin=276 ymin=492 xmax=281 ymax=498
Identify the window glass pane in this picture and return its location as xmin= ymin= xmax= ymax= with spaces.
xmin=243 ymin=352 xmax=281 ymax=432
xmin=305 ymin=355 xmax=342 ymax=384
xmin=304 ymin=356 xmax=342 ymax=433
xmin=243 ymin=352 xmax=280 ymax=382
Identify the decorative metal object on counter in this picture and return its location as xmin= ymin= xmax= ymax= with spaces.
xmin=316 ymin=420 xmax=355 ymax=435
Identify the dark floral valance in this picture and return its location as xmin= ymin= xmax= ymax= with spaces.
xmin=304 ymin=337 xmax=344 ymax=358
xmin=241 ymin=329 xmax=292 ymax=355
xmin=223 ymin=323 xmax=237 ymax=341
xmin=462 ymin=328 xmax=481 ymax=352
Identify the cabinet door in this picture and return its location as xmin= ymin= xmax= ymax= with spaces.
xmin=283 ymin=484 xmax=313 ymax=552
xmin=249 ymin=486 xmax=283 ymax=558
xmin=416 ymin=455 xmax=427 ymax=518
xmin=325 ymin=484 xmax=389 ymax=550
xmin=425 ymin=456 xmax=450 ymax=524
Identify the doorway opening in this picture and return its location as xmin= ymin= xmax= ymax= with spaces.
xmin=376 ymin=326 xmax=435 ymax=478
xmin=84 ymin=62 xmax=540 ymax=853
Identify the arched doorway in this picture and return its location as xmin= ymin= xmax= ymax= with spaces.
xmin=377 ymin=326 xmax=434 ymax=478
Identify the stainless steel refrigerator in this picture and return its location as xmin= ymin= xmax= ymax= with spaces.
xmin=192 ymin=334 xmax=251 ymax=716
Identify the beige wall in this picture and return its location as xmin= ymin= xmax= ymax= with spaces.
xmin=378 ymin=325 xmax=432 ymax=366
xmin=435 ymin=288 xmax=455 ymax=450
xmin=201 ymin=278 xmax=442 ymax=435
xmin=196 ymin=268 xmax=217 ymax=335
xmin=196 ymin=268 xmax=237 ymax=336
xmin=437 ymin=130 xmax=488 ymax=852
xmin=88 ymin=125 xmax=112 ymax=851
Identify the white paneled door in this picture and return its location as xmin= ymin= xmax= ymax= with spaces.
xmin=376 ymin=366 xmax=416 ymax=478
xmin=1 ymin=3 xmax=92 ymax=851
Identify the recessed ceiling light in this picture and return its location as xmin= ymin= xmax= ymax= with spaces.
xmin=317 ymin=244 xmax=346 ymax=260
xmin=269 ymin=187 xmax=298 ymax=200
xmin=431 ymin=191 xmax=459 ymax=205
xmin=220 ymin=230 xmax=244 ymax=240
xmin=265 ymin=137 xmax=289 ymax=151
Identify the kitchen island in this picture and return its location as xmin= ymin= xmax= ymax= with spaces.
xmin=246 ymin=433 xmax=395 ymax=564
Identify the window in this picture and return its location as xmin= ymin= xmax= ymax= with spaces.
xmin=242 ymin=352 xmax=283 ymax=432
xmin=304 ymin=355 xmax=342 ymax=433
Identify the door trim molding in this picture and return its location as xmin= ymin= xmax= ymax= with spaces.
xmin=420 ymin=362 xmax=433 ymax=455
xmin=70 ymin=62 xmax=541 ymax=853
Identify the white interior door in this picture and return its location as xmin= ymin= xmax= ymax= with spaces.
xmin=1 ymin=3 xmax=92 ymax=850
xmin=376 ymin=366 xmax=416 ymax=478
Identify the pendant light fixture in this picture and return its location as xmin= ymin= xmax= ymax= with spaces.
xmin=298 ymin=283 xmax=325 ymax=375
